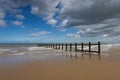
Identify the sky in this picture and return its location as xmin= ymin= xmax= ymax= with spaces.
xmin=0 ymin=0 xmax=120 ymax=43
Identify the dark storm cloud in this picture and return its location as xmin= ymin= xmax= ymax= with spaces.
xmin=58 ymin=0 xmax=120 ymax=39
xmin=60 ymin=0 xmax=120 ymax=26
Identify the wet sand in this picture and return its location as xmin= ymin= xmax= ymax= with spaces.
xmin=0 ymin=49 xmax=120 ymax=80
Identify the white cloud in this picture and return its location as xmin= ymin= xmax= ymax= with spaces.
xmin=0 ymin=19 xmax=6 ymax=27
xmin=15 ymin=14 xmax=25 ymax=20
xmin=102 ymin=34 xmax=109 ymax=37
xmin=31 ymin=6 xmax=39 ymax=15
xmin=66 ymin=33 xmax=80 ymax=38
xmin=47 ymin=19 xmax=57 ymax=25
xmin=12 ymin=21 xmax=23 ymax=26
xmin=28 ymin=31 xmax=51 ymax=37
xmin=60 ymin=29 xmax=67 ymax=32
xmin=31 ymin=0 xmax=59 ymax=16
xmin=58 ymin=19 xmax=68 ymax=27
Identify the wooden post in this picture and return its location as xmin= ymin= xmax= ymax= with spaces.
xmin=57 ymin=44 xmax=58 ymax=49
xmin=75 ymin=43 xmax=77 ymax=52
xmin=89 ymin=42 xmax=91 ymax=52
xmin=98 ymin=42 xmax=101 ymax=55
xmin=81 ymin=43 xmax=83 ymax=51
xmin=48 ymin=44 xmax=49 ymax=48
xmin=62 ymin=43 xmax=63 ymax=50
xmin=51 ymin=44 xmax=53 ymax=48
xmin=59 ymin=44 xmax=60 ymax=49
xmin=52 ymin=44 xmax=53 ymax=48
xmin=89 ymin=42 xmax=91 ymax=58
xmin=65 ymin=43 xmax=67 ymax=51
xmin=56 ymin=43 xmax=57 ymax=49
xmin=70 ymin=43 xmax=72 ymax=51
xmin=49 ymin=44 xmax=52 ymax=48
xmin=53 ymin=44 xmax=54 ymax=48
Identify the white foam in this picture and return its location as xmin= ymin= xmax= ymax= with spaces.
xmin=27 ymin=47 xmax=48 ymax=51
xmin=13 ymin=53 xmax=25 ymax=55
xmin=101 ymin=44 xmax=113 ymax=52
xmin=112 ymin=44 xmax=120 ymax=48
xmin=0 ymin=49 xmax=11 ymax=52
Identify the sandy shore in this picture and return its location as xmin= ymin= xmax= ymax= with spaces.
xmin=0 ymin=49 xmax=120 ymax=80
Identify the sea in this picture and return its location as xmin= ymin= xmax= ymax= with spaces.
xmin=0 ymin=43 xmax=120 ymax=65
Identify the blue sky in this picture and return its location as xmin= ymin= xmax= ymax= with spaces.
xmin=0 ymin=0 xmax=120 ymax=43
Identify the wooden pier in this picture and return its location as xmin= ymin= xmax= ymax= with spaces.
xmin=37 ymin=42 xmax=101 ymax=58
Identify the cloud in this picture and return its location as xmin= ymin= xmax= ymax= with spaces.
xmin=0 ymin=0 xmax=59 ymax=26
xmin=31 ymin=6 xmax=39 ymax=15
xmin=28 ymin=31 xmax=51 ymax=37
xmin=60 ymin=29 xmax=67 ymax=32
xmin=12 ymin=21 xmax=23 ymax=26
xmin=0 ymin=0 xmax=31 ymax=13
xmin=0 ymin=10 xmax=6 ymax=27
xmin=56 ymin=0 xmax=120 ymax=40
xmin=0 ymin=11 xmax=5 ymax=19
xmin=31 ymin=0 xmax=59 ymax=19
xmin=15 ymin=14 xmax=25 ymax=20
xmin=47 ymin=19 xmax=57 ymax=25
xmin=0 ymin=0 xmax=120 ymax=41
xmin=59 ymin=0 xmax=120 ymax=26
xmin=0 ymin=19 xmax=6 ymax=27
xmin=66 ymin=33 xmax=80 ymax=38
xmin=31 ymin=0 xmax=59 ymax=26
xmin=58 ymin=19 xmax=68 ymax=27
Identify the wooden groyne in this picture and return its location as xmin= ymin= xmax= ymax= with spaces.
xmin=37 ymin=42 xmax=101 ymax=56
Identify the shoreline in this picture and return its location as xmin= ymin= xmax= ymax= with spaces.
xmin=0 ymin=47 xmax=120 ymax=65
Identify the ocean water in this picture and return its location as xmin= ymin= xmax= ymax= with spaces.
xmin=0 ymin=43 xmax=120 ymax=65
xmin=0 ymin=44 xmax=65 ymax=65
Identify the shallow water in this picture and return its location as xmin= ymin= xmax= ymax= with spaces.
xmin=0 ymin=43 xmax=120 ymax=65
xmin=0 ymin=44 xmax=67 ymax=65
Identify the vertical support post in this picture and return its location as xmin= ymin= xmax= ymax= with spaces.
xmin=75 ymin=43 xmax=77 ymax=52
xmin=37 ymin=44 xmax=39 ymax=46
xmin=51 ymin=44 xmax=52 ymax=48
xmin=57 ymin=44 xmax=58 ymax=49
xmin=89 ymin=42 xmax=91 ymax=52
xmin=50 ymin=44 xmax=51 ymax=48
xmin=56 ymin=43 xmax=57 ymax=49
xmin=89 ymin=42 xmax=91 ymax=58
xmin=62 ymin=43 xmax=63 ymax=50
xmin=65 ymin=43 xmax=67 ymax=51
xmin=59 ymin=44 xmax=60 ymax=49
xmin=53 ymin=44 xmax=54 ymax=49
xmin=81 ymin=43 xmax=83 ymax=51
xmin=70 ymin=43 xmax=72 ymax=51
xmin=98 ymin=42 xmax=101 ymax=55
xmin=51 ymin=44 xmax=53 ymax=48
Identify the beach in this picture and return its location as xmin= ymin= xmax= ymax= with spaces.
xmin=0 ymin=44 xmax=120 ymax=80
